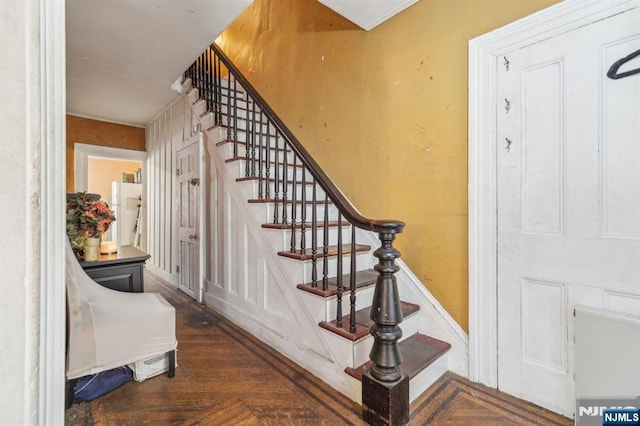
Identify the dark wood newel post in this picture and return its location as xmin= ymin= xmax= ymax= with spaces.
xmin=363 ymin=220 xmax=409 ymax=426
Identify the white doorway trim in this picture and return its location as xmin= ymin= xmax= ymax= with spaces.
xmin=467 ymin=0 xmax=640 ymax=387
xmin=39 ymin=0 xmax=66 ymax=423
xmin=74 ymin=143 xmax=146 ymax=192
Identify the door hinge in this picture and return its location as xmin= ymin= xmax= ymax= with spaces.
xmin=176 ymin=265 xmax=180 ymax=273
xmin=176 ymin=168 xmax=180 ymax=176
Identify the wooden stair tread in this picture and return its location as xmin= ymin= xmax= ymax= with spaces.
xmin=319 ymin=301 xmax=419 ymax=342
xmin=278 ymin=244 xmax=370 ymax=261
xmin=296 ymin=269 xmax=378 ymax=298
xmin=263 ymin=221 xmax=349 ymax=230
xmin=345 ymin=333 xmax=451 ymax=381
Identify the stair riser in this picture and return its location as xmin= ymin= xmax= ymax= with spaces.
xmin=188 ymin=85 xmax=248 ymax=106
xmin=245 ymin=202 xmax=342 ymax=233
xmin=214 ymin=95 xmax=250 ymax=114
xmin=200 ymin=88 xmax=248 ymax=104
xmin=324 ymin=285 xmax=376 ymax=324
xmin=278 ymin=251 xmax=375 ymax=286
xmin=214 ymin=128 xmax=278 ymax=145
xmin=409 ymin=354 xmax=448 ymax=403
xmin=264 ymin=203 xmax=342 ymax=229
xmin=229 ymin=119 xmax=277 ymax=137
xmin=237 ymin=179 xmax=328 ymax=205
xmin=187 ymin=76 xmax=247 ymax=94
xmin=218 ymin=104 xmax=266 ymax=122
xmin=296 ymin=283 xmax=377 ymax=334
xmin=228 ymin=160 xmax=318 ymax=186
xmin=269 ymin=227 xmax=358 ymax=254
xmin=220 ymin=143 xmax=293 ymax=166
xmin=318 ymin=313 xmax=419 ymax=369
xmin=260 ymin=224 xmax=366 ymax=260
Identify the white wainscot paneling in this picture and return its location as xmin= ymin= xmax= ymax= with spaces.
xmin=521 ymin=278 xmax=567 ymax=373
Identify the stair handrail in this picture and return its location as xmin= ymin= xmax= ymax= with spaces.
xmin=209 ymin=43 xmax=405 ymax=236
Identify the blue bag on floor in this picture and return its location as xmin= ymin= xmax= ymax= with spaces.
xmin=73 ymin=366 xmax=133 ymax=403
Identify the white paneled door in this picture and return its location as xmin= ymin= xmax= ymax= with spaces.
xmin=496 ymin=7 xmax=640 ymax=416
xmin=177 ymin=142 xmax=200 ymax=300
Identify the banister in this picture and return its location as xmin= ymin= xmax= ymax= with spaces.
xmin=209 ymin=43 xmax=405 ymax=236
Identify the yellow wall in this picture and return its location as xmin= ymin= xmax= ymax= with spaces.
xmin=218 ymin=0 xmax=559 ymax=330
xmin=66 ymin=115 xmax=146 ymax=192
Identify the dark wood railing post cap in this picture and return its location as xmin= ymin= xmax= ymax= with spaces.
xmin=370 ymin=220 xmax=405 ymax=235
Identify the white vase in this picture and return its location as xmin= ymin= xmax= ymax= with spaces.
xmin=84 ymin=237 xmax=100 ymax=261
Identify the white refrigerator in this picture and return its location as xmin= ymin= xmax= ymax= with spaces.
xmin=111 ymin=182 xmax=142 ymax=247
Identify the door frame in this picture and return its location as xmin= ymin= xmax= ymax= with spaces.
xmin=467 ymin=0 xmax=639 ymax=387
xmin=74 ymin=143 xmax=146 ymax=192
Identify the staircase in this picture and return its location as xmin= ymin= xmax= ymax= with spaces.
xmin=182 ymin=44 xmax=457 ymax=423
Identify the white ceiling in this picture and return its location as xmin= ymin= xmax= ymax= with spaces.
xmin=66 ymin=0 xmax=252 ymax=126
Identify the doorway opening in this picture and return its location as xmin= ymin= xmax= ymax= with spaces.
xmin=74 ymin=143 xmax=147 ymax=249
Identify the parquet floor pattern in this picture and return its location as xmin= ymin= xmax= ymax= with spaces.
xmin=65 ymin=272 xmax=572 ymax=425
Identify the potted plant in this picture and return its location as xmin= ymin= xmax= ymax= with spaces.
xmin=66 ymin=192 xmax=116 ymax=260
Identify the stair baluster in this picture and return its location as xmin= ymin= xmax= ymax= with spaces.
xmin=350 ymin=226 xmax=357 ymax=334
xmin=244 ymin=101 xmax=251 ymax=177
xmin=265 ymin=120 xmax=271 ymax=200
xmin=232 ymin=76 xmax=238 ymax=153
xmin=213 ymin=56 xmax=219 ymax=126
xmin=203 ymin=48 xmax=210 ymax=113
xmin=250 ymin=102 xmax=257 ymax=177
xmin=311 ymin=180 xmax=318 ymax=287
xmin=281 ymin=141 xmax=288 ymax=225
xmin=336 ymin=214 xmax=343 ymax=328
xmin=300 ymin=168 xmax=307 ymax=254
xmin=225 ymin=63 xmax=232 ymax=142
xmin=273 ymin=134 xmax=280 ymax=224
xmin=258 ymin=110 xmax=264 ymax=200
xmin=289 ymin=157 xmax=297 ymax=252
xmin=208 ymin=49 xmax=213 ymax=117
xmin=322 ymin=192 xmax=329 ymax=291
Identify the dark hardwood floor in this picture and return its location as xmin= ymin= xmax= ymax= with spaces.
xmin=65 ymin=272 xmax=572 ymax=425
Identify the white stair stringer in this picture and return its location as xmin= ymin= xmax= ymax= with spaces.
xmin=185 ymin=78 xmax=469 ymax=404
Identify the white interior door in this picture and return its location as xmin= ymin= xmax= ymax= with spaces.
xmin=177 ymin=142 xmax=200 ymax=300
xmin=496 ymin=7 xmax=640 ymax=416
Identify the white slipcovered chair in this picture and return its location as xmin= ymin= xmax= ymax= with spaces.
xmin=65 ymin=239 xmax=177 ymax=402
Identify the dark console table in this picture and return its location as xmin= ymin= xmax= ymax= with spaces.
xmin=79 ymin=245 xmax=151 ymax=293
